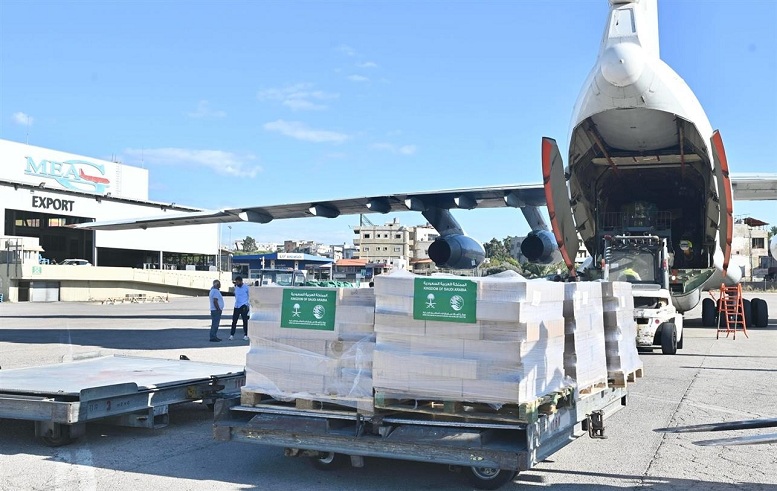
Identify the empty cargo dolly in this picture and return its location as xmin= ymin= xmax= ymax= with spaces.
xmin=0 ymin=355 xmax=245 ymax=446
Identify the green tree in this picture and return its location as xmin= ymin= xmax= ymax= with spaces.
xmin=769 ymin=226 xmax=777 ymax=240
xmin=521 ymin=261 xmax=566 ymax=279
xmin=243 ymin=236 xmax=257 ymax=252
xmin=484 ymin=237 xmax=509 ymax=261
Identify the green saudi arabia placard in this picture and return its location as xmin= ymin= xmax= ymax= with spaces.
xmin=413 ymin=277 xmax=477 ymax=323
xmin=280 ymin=289 xmax=337 ymax=330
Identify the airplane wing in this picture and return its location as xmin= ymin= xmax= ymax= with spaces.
xmin=730 ymin=173 xmax=777 ymax=200
xmin=71 ymin=184 xmax=547 ymax=231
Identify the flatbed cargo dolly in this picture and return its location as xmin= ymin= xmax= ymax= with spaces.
xmin=213 ymin=386 xmax=628 ymax=490
xmin=0 ymin=355 xmax=245 ymax=446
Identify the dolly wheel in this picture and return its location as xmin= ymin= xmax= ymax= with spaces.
xmin=41 ymin=425 xmax=74 ymax=447
xmin=310 ymin=452 xmax=348 ymax=471
xmin=466 ymin=466 xmax=517 ymax=490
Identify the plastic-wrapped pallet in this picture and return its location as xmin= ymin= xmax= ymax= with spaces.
xmin=562 ymin=282 xmax=608 ymax=394
xmin=600 ymin=281 xmax=643 ymax=382
xmin=373 ymin=270 xmax=569 ymax=406
xmin=242 ymin=286 xmax=375 ymax=412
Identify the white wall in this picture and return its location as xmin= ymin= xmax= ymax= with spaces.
xmin=0 ymin=139 xmax=148 ymax=200
xmin=1 ymin=185 xmax=217 ymax=255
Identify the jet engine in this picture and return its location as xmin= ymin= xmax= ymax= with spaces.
xmin=428 ymin=235 xmax=485 ymax=269
xmin=520 ymin=230 xmax=559 ymax=264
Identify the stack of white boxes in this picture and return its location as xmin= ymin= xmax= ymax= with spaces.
xmin=372 ymin=271 xmax=569 ymax=406
xmin=242 ymin=286 xmax=376 ymax=411
xmin=601 ymin=281 xmax=643 ymax=380
xmin=562 ymin=282 xmax=608 ymax=393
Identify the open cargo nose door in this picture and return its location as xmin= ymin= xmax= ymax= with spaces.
xmin=542 ymin=137 xmax=579 ymax=275
xmin=711 ymin=130 xmax=733 ymax=276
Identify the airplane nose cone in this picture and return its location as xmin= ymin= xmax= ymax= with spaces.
xmin=600 ymin=43 xmax=645 ymax=87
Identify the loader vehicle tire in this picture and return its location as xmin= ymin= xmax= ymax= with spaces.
xmin=661 ymin=322 xmax=677 ymax=355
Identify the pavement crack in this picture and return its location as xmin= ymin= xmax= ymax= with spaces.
xmin=640 ymin=342 xmax=713 ymax=485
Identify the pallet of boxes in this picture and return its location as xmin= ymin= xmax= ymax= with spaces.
xmin=242 ymin=286 xmax=376 ymax=414
xmin=562 ymin=282 xmax=609 ymax=396
xmin=371 ymin=270 xmax=574 ymax=423
xmin=239 ymin=272 xmax=643 ymax=423
xmin=601 ymin=281 xmax=644 ymax=387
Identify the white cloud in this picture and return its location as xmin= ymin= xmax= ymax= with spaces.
xmin=347 ymin=74 xmax=369 ymax=83
xmin=263 ymin=120 xmax=350 ymax=144
xmin=372 ymin=143 xmax=417 ymax=155
xmin=356 ymin=61 xmax=378 ymax=68
xmin=123 ymin=148 xmax=261 ymax=177
xmin=13 ymin=112 xmax=34 ymax=126
xmin=338 ymin=44 xmax=357 ymax=57
xmin=186 ymin=100 xmax=226 ymax=119
xmin=257 ymin=83 xmax=338 ymax=111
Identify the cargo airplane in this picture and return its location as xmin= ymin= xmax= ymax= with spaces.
xmin=75 ymin=0 xmax=777 ymax=320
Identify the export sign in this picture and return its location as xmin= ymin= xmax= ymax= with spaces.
xmin=413 ymin=277 xmax=476 ymax=323
xmin=32 ymin=196 xmax=75 ymax=212
xmin=280 ymin=289 xmax=337 ymax=330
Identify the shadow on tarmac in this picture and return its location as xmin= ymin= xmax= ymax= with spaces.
xmin=0 ymin=314 xmax=209 ymax=320
xmin=516 ymin=467 xmax=777 ymax=490
xmin=1 ymin=410 xmax=772 ymax=491
xmin=0 ymin=327 xmax=246 ymax=350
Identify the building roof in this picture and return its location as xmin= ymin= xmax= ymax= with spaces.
xmin=743 ymin=217 xmax=769 ymax=227
xmin=336 ymin=258 xmax=368 ymax=267
xmin=410 ymin=258 xmax=434 ymax=264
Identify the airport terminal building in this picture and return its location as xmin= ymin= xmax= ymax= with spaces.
xmin=0 ymin=139 xmax=225 ymax=302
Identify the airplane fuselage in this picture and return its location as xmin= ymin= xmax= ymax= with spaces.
xmin=565 ymin=0 xmax=740 ymax=312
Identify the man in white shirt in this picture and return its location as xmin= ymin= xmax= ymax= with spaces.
xmin=230 ymin=276 xmax=250 ymax=341
xmin=209 ymin=279 xmax=224 ymax=342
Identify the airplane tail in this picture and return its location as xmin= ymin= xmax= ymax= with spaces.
xmin=605 ymin=0 xmax=659 ymax=58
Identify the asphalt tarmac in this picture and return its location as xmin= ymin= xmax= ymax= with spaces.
xmin=1 ymin=293 xmax=776 ymax=490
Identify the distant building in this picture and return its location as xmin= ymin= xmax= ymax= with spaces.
xmin=731 ymin=217 xmax=770 ymax=280
xmin=332 ymin=258 xmax=389 ymax=282
xmin=231 ymin=252 xmax=332 ymax=281
xmin=353 ymin=218 xmax=412 ymax=265
xmin=352 ymin=219 xmax=441 ymax=274
xmin=0 ymin=138 xmax=227 ymax=302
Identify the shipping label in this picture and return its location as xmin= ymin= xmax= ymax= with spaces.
xmin=413 ymin=277 xmax=476 ymax=323
xmin=280 ymin=289 xmax=337 ymax=330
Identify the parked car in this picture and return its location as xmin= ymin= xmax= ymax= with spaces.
xmin=60 ymin=259 xmax=92 ymax=266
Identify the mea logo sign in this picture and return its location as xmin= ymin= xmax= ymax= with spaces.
xmin=24 ymin=157 xmax=111 ymax=194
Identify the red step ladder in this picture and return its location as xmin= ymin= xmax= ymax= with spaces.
xmin=716 ymin=283 xmax=748 ymax=339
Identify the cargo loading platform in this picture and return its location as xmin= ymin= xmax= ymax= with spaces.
xmin=0 ymin=355 xmax=245 ymax=446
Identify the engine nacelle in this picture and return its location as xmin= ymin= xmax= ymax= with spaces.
xmin=520 ymin=230 xmax=559 ymax=264
xmin=428 ymin=234 xmax=485 ymax=269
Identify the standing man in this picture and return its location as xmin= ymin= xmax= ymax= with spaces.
xmin=230 ymin=276 xmax=250 ymax=341
xmin=209 ymin=279 xmax=224 ymax=342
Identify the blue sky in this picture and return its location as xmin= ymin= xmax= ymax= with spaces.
xmin=1 ymin=0 xmax=775 ymax=247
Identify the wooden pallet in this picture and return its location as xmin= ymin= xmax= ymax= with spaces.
xmin=578 ymin=378 xmax=609 ymax=397
xmin=240 ymin=391 xmax=374 ymax=415
xmin=608 ymin=365 xmax=645 ymax=388
xmin=373 ymin=386 xmax=575 ymax=424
